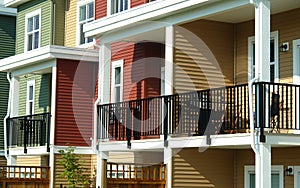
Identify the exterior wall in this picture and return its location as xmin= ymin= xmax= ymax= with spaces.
xmin=235 ymin=8 xmax=300 ymax=84
xmin=0 ymin=156 xmax=7 ymax=166
xmin=18 ymin=73 xmax=51 ymax=116
xmin=15 ymin=0 xmax=52 ymax=54
xmin=55 ymin=59 xmax=98 ymax=146
xmin=64 ymin=0 xmax=77 ymax=47
xmin=236 ymin=147 xmax=300 ymax=188
xmin=53 ymin=154 xmax=95 ymax=187
xmin=111 ymin=42 xmax=162 ymax=101
xmin=173 ymin=148 xmax=234 ymax=188
xmin=175 ymin=20 xmax=234 ymax=92
xmin=16 ymin=155 xmax=48 ymax=166
xmin=0 ymin=14 xmax=15 ymax=151
xmin=54 ymin=0 xmax=65 ymax=46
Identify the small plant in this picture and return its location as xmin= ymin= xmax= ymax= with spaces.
xmin=58 ymin=146 xmax=90 ymax=188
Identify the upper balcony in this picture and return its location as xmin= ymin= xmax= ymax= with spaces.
xmin=98 ymin=82 xmax=300 ymax=148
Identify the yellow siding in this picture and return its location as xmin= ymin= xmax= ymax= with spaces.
xmin=16 ymin=156 xmax=48 ymax=166
xmin=64 ymin=0 xmax=77 ymax=47
xmin=235 ymin=8 xmax=300 ymax=84
xmin=0 ymin=156 xmax=6 ymax=166
xmin=55 ymin=0 xmax=65 ymax=46
xmin=175 ymin=20 xmax=234 ymax=92
xmin=53 ymin=154 xmax=95 ymax=188
xmin=173 ymin=148 xmax=234 ymax=188
xmin=108 ymin=152 xmax=135 ymax=163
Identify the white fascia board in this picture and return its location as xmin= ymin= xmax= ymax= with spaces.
xmin=11 ymin=59 xmax=55 ymax=77
xmin=84 ymin=0 xmax=211 ymax=38
xmin=0 ymin=6 xmax=16 ymax=16
xmin=53 ymin=146 xmax=95 ymax=154
xmin=84 ymin=0 xmax=249 ymax=40
xmin=3 ymin=0 xmax=30 ymax=8
xmin=0 ymin=45 xmax=99 ymax=72
xmin=267 ymin=134 xmax=300 ymax=146
xmin=9 ymin=146 xmax=49 ymax=155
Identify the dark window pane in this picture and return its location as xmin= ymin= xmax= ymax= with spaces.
xmin=270 ymin=39 xmax=274 ymax=62
xmin=28 ymin=34 xmax=33 ymax=51
xmin=115 ymin=86 xmax=120 ymax=102
xmin=88 ymin=2 xmax=94 ymax=19
xmin=29 ymin=85 xmax=34 ymax=100
xmin=34 ymin=32 xmax=39 ymax=49
xmin=115 ymin=67 xmax=121 ymax=84
xmin=28 ymin=17 xmax=33 ymax=32
xmin=34 ymin=15 xmax=39 ymax=30
xmin=80 ymin=5 xmax=86 ymax=21
xmin=80 ymin=24 xmax=85 ymax=44
xmin=270 ymin=64 xmax=275 ymax=82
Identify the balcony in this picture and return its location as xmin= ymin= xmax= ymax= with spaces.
xmin=7 ymin=113 xmax=51 ymax=153
xmin=107 ymin=162 xmax=166 ymax=188
xmin=98 ymin=82 xmax=300 ymax=146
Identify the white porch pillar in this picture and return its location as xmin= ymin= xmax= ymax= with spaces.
xmin=99 ymin=43 xmax=111 ymax=104
xmin=253 ymin=0 xmax=271 ymax=188
xmin=164 ymin=25 xmax=174 ymax=96
xmin=164 ymin=147 xmax=172 ymax=188
xmin=255 ymin=0 xmax=270 ymax=82
xmin=96 ymin=151 xmax=108 ymax=188
xmin=10 ymin=76 xmax=19 ymax=117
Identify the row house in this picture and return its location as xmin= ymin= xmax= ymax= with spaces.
xmin=0 ymin=2 xmax=16 ymax=166
xmin=84 ymin=0 xmax=300 ymax=187
xmin=0 ymin=0 xmax=98 ymax=187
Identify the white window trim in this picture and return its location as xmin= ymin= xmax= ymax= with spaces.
xmin=248 ymin=31 xmax=279 ymax=82
xmin=24 ymin=9 xmax=41 ymax=52
xmin=294 ymin=166 xmax=300 ymax=188
xmin=26 ymin=80 xmax=35 ymax=115
xmin=111 ymin=60 xmax=123 ymax=103
xmin=293 ymin=39 xmax=300 ymax=84
xmin=76 ymin=0 xmax=95 ymax=48
xmin=244 ymin=165 xmax=284 ymax=188
xmin=107 ymin=0 xmax=131 ymax=16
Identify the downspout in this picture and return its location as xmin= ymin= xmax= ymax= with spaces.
xmin=4 ymin=72 xmax=12 ymax=160
xmin=93 ymin=41 xmax=101 ymax=153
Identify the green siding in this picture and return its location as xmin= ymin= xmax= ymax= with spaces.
xmin=0 ymin=15 xmax=16 ymax=151
xmin=55 ymin=0 xmax=65 ymax=46
xmin=18 ymin=74 xmax=51 ymax=116
xmin=15 ymin=0 xmax=53 ymax=54
xmin=0 ymin=73 xmax=9 ymax=150
xmin=0 ymin=15 xmax=16 ymax=59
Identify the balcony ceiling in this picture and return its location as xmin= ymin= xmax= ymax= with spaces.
xmin=205 ymin=0 xmax=300 ymax=23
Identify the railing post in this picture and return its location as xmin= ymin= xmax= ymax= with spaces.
xmin=126 ymin=103 xmax=132 ymax=149
xmin=163 ymin=96 xmax=169 ymax=147
xmin=46 ymin=113 xmax=50 ymax=152
xmin=24 ymin=117 xmax=28 ymax=154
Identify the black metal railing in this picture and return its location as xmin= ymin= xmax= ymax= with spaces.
xmin=98 ymin=82 xmax=300 ymax=145
xmin=7 ymin=113 xmax=51 ymax=153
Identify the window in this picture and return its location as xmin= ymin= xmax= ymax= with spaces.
xmin=26 ymin=80 xmax=35 ymax=115
xmin=111 ymin=60 xmax=123 ymax=102
xmin=244 ymin=165 xmax=284 ymax=188
xmin=25 ymin=9 xmax=41 ymax=52
xmin=248 ymin=31 xmax=279 ymax=82
xmin=110 ymin=0 xmax=129 ymax=15
xmin=78 ymin=1 xmax=94 ymax=45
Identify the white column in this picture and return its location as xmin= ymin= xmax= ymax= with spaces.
xmin=255 ymin=0 xmax=270 ymax=82
xmin=164 ymin=147 xmax=172 ymax=188
xmin=164 ymin=25 xmax=174 ymax=96
xmin=96 ymin=151 xmax=108 ymax=188
xmin=260 ymin=144 xmax=271 ymax=188
xmin=10 ymin=76 xmax=19 ymax=117
xmin=99 ymin=43 xmax=111 ymax=104
xmin=7 ymin=155 xmax=16 ymax=165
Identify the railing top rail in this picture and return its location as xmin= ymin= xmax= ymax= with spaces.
xmin=253 ymin=81 xmax=300 ymax=87
xmin=8 ymin=112 xmax=51 ymax=120
xmin=107 ymin=162 xmax=165 ymax=166
xmin=99 ymin=83 xmax=249 ymax=107
xmin=0 ymin=165 xmax=50 ymax=169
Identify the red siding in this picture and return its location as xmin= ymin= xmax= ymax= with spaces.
xmin=131 ymin=0 xmax=147 ymax=8
xmin=111 ymin=42 xmax=163 ymax=101
xmin=55 ymin=59 xmax=98 ymax=146
xmin=95 ymin=0 xmax=107 ymax=19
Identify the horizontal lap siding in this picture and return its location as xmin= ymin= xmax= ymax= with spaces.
xmin=54 ymin=0 xmax=65 ymax=46
xmin=131 ymin=0 xmax=147 ymax=8
xmin=173 ymin=148 xmax=234 ymax=188
xmin=55 ymin=59 xmax=98 ymax=146
xmin=16 ymin=0 xmax=52 ymax=54
xmin=95 ymin=0 xmax=106 ymax=19
xmin=236 ymin=8 xmax=300 ymax=84
xmin=0 ymin=73 xmax=9 ymax=151
xmin=64 ymin=0 xmax=77 ymax=47
xmin=18 ymin=74 xmax=51 ymax=116
xmin=175 ymin=20 xmax=234 ymax=93
xmin=111 ymin=42 xmax=162 ymax=101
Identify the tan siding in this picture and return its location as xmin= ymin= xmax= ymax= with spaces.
xmin=108 ymin=152 xmax=135 ymax=163
xmin=64 ymin=0 xmax=77 ymax=47
xmin=175 ymin=20 xmax=234 ymax=93
xmin=235 ymin=8 xmax=300 ymax=84
xmin=16 ymin=156 xmax=48 ymax=166
xmin=0 ymin=156 xmax=6 ymax=166
xmin=173 ymin=148 xmax=234 ymax=188
xmin=54 ymin=154 xmax=95 ymax=187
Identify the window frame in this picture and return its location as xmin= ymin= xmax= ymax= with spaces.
xmin=107 ymin=0 xmax=130 ymax=16
xmin=248 ymin=31 xmax=279 ymax=82
xmin=111 ymin=60 xmax=123 ymax=103
xmin=244 ymin=165 xmax=284 ymax=188
xmin=77 ymin=0 xmax=95 ymax=47
xmin=26 ymin=80 xmax=35 ymax=115
xmin=24 ymin=9 xmax=41 ymax=52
